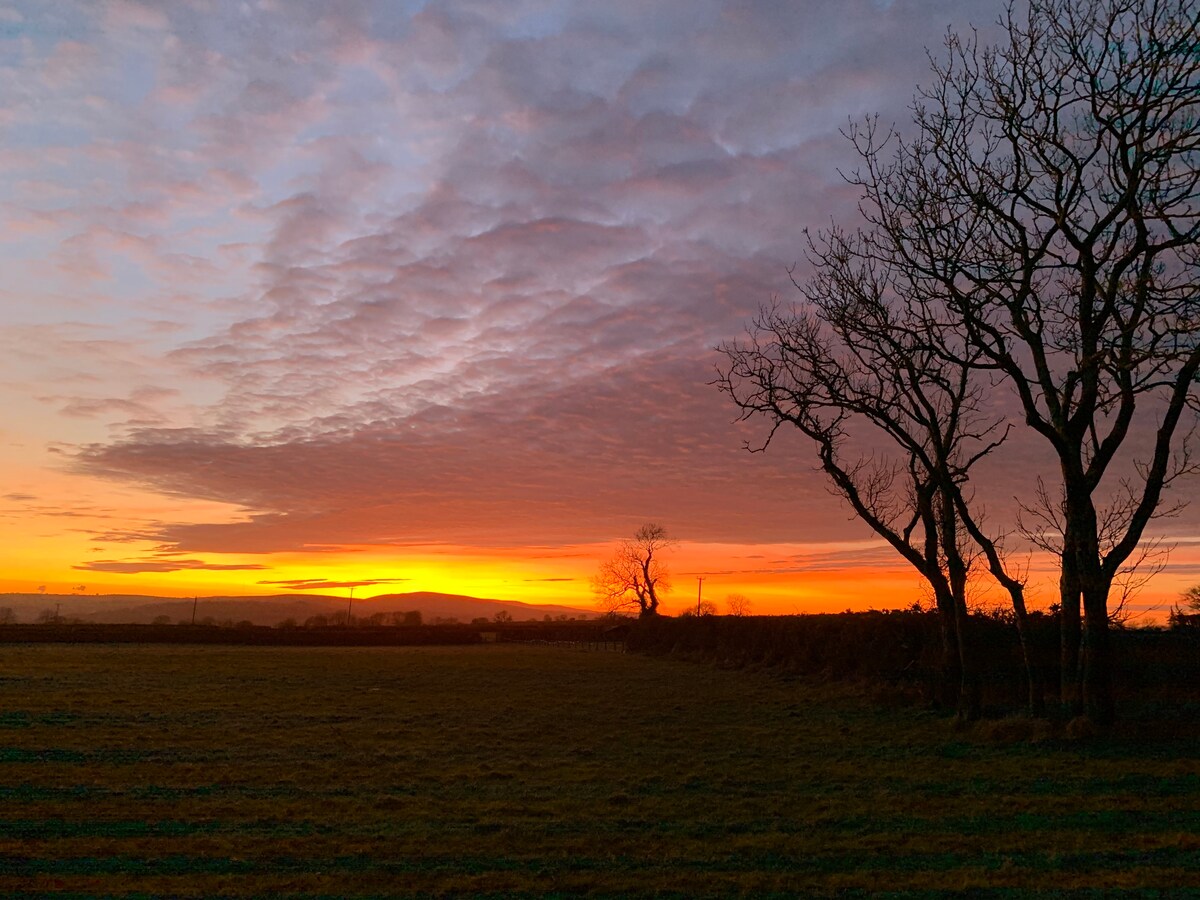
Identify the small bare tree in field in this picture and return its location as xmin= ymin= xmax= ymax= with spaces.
xmin=592 ymin=523 xmax=673 ymax=618
xmin=725 ymin=594 xmax=752 ymax=616
xmin=681 ymin=600 xmax=718 ymax=617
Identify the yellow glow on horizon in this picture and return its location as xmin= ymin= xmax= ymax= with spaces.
xmin=0 ymin=401 xmax=939 ymax=613
xmin=0 ymin=513 xmax=926 ymax=614
xmin=0 ymin=459 xmax=257 ymax=597
xmin=0 ymin=459 xmax=1191 ymax=623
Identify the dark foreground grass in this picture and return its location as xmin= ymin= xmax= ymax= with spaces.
xmin=0 ymin=644 xmax=1197 ymax=898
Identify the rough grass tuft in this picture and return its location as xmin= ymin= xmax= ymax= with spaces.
xmin=971 ymin=715 xmax=1059 ymax=745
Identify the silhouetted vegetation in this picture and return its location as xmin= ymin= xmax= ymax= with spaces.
xmin=719 ymin=0 xmax=1200 ymax=727
xmin=592 ymin=522 xmax=673 ymax=617
xmin=1168 ymin=584 xmax=1200 ymax=630
xmin=0 ymin=616 xmax=612 ymax=648
xmin=627 ymin=612 xmax=1200 ymax=717
xmin=1180 ymin=584 xmax=1200 ymax=613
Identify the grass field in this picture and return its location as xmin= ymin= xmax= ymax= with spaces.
xmin=0 ymin=643 xmax=1198 ymax=898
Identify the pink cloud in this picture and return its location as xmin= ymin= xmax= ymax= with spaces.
xmin=74 ymin=558 xmax=271 ymax=574
xmin=70 ymin=353 xmax=861 ymax=552
xmin=257 ymin=577 xmax=410 ymax=590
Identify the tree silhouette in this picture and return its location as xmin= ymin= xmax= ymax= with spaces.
xmin=1182 ymin=585 xmax=1200 ymax=613
xmin=592 ymin=523 xmax=673 ymax=618
xmin=847 ymin=0 xmax=1199 ymax=725
xmin=725 ymin=594 xmax=752 ymax=616
xmin=719 ymin=300 xmax=1011 ymax=719
xmin=723 ymin=0 xmax=1200 ymax=725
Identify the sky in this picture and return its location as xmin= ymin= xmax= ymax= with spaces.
xmin=1 ymin=0 xmax=1197 ymax=617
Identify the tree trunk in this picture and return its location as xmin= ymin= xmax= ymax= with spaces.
xmin=948 ymin=485 xmax=1044 ymax=717
xmin=932 ymin=585 xmax=961 ymax=711
xmin=941 ymin=492 xmax=979 ymax=723
xmin=1064 ymin=489 xmax=1114 ymax=727
xmin=1080 ymin=576 xmax=1115 ymax=728
xmin=1006 ymin=584 xmax=1045 ymax=717
xmin=1058 ymin=542 xmax=1082 ymax=718
xmin=952 ymin=595 xmax=980 ymax=723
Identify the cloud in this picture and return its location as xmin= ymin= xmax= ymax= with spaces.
xmin=16 ymin=0 xmax=1180 ymax=578
xmin=680 ymin=542 xmax=908 ymax=577
xmin=47 ymin=386 xmax=178 ymax=425
xmin=73 ymin=558 xmax=272 ymax=574
xmin=257 ymin=577 xmax=411 ymax=590
xmin=71 ymin=353 xmax=847 ymax=550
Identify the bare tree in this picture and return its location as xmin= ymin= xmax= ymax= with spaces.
xmin=725 ymin=593 xmax=752 ymax=616
xmin=719 ymin=294 xmax=1013 ymax=719
xmin=1184 ymin=585 xmax=1200 ymax=613
xmin=827 ymin=0 xmax=1200 ymax=725
xmin=681 ymin=600 xmax=718 ymax=617
xmin=592 ymin=523 xmax=673 ymax=618
xmin=810 ymin=227 xmax=1048 ymax=715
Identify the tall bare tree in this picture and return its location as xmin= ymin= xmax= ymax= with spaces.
xmin=723 ymin=0 xmax=1199 ymax=725
xmin=718 ymin=280 xmax=1014 ymax=720
xmin=830 ymin=0 xmax=1200 ymax=725
xmin=592 ymin=523 xmax=674 ymax=618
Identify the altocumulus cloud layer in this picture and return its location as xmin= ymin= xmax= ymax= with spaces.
xmin=2 ymin=0 xmax=1019 ymax=558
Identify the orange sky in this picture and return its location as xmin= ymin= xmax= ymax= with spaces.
xmin=0 ymin=458 xmax=927 ymax=613
xmin=3 ymin=427 xmax=1198 ymax=621
xmin=3 ymin=452 xmax=1195 ymax=621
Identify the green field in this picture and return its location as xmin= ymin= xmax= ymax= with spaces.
xmin=0 ymin=643 xmax=1197 ymax=898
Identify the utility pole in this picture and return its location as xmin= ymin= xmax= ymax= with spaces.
xmin=191 ymin=596 xmax=198 ymax=625
xmin=696 ymin=577 xmax=705 ymax=616
xmin=347 ymin=586 xmax=355 ymax=626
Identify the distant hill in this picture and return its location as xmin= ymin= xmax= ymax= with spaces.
xmin=0 ymin=591 xmax=597 ymax=626
xmin=366 ymin=592 xmax=595 ymax=623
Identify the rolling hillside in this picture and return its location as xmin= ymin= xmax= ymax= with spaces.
xmin=0 ymin=592 xmax=597 ymax=626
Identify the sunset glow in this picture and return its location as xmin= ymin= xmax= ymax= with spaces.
xmin=2 ymin=0 xmax=1197 ymax=619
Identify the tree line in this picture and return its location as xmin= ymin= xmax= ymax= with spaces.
xmin=597 ymin=0 xmax=1199 ymax=730
xmin=717 ymin=0 xmax=1200 ymax=727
